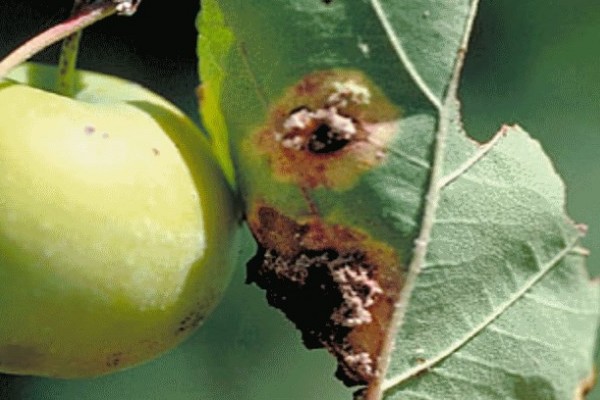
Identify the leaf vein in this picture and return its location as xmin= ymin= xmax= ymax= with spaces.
xmin=487 ymin=325 xmax=557 ymax=350
xmin=381 ymin=233 xmax=581 ymax=391
xmin=387 ymin=146 xmax=431 ymax=169
xmin=438 ymin=128 xmax=505 ymax=189
xmin=524 ymin=293 xmax=599 ymax=316
xmin=368 ymin=0 xmax=442 ymax=109
xmin=235 ymin=41 xmax=269 ymax=112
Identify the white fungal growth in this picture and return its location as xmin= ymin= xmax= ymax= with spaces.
xmin=275 ymin=106 xmax=358 ymax=151
xmin=343 ymin=352 xmax=374 ymax=379
xmin=330 ymin=260 xmax=383 ymax=328
xmin=273 ymin=80 xmax=372 ymax=152
xmin=283 ymin=108 xmax=313 ymax=131
xmin=328 ymin=80 xmax=371 ymax=108
xmin=320 ymin=108 xmax=356 ymax=139
xmin=357 ymin=38 xmax=370 ymax=58
xmin=281 ymin=135 xmax=304 ymax=150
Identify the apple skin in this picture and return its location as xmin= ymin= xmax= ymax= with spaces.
xmin=0 ymin=63 xmax=240 ymax=378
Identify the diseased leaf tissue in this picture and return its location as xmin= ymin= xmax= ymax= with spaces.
xmin=197 ymin=1 xmax=600 ymax=399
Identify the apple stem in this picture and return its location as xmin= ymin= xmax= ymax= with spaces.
xmin=0 ymin=1 xmax=137 ymax=80
xmin=56 ymin=0 xmax=86 ymax=97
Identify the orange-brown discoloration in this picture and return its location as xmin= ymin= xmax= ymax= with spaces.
xmin=248 ymin=70 xmax=401 ymax=190
xmin=575 ymin=367 xmax=597 ymax=400
xmin=247 ymin=205 xmax=403 ymax=385
xmin=195 ymin=84 xmax=205 ymax=104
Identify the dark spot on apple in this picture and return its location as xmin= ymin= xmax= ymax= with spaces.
xmin=106 ymin=352 xmax=124 ymax=368
xmin=152 ymin=148 xmax=160 ymax=156
xmin=102 ymin=133 xmax=109 ymax=139
xmin=322 ymin=0 xmax=333 ymax=4
xmin=247 ymin=205 xmax=403 ymax=386
xmin=84 ymin=125 xmax=95 ymax=135
xmin=140 ymin=339 xmax=161 ymax=352
xmin=176 ymin=308 xmax=206 ymax=336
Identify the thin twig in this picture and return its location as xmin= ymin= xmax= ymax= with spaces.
xmin=0 ymin=2 xmax=118 ymax=79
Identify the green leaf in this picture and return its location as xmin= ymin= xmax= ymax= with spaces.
xmin=196 ymin=0 xmax=236 ymax=185
xmin=197 ymin=1 xmax=600 ymax=400
xmin=378 ymin=124 xmax=599 ymax=399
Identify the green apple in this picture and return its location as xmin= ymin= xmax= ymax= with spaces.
xmin=0 ymin=63 xmax=240 ymax=378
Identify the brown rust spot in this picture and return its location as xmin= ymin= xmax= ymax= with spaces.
xmin=247 ymin=205 xmax=403 ymax=386
xmin=248 ymin=70 xmax=401 ymax=189
xmin=575 ymin=367 xmax=597 ymax=400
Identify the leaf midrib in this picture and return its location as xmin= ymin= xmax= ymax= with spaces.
xmin=366 ymin=1 xmax=482 ymax=399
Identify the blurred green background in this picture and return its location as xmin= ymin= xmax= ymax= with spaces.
xmin=0 ymin=1 xmax=598 ymax=399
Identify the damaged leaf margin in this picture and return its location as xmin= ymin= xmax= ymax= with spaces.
xmin=197 ymin=1 xmax=600 ymax=399
xmin=361 ymin=1 xmax=600 ymax=398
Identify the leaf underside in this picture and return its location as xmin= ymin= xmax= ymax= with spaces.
xmin=197 ymin=1 xmax=600 ymax=399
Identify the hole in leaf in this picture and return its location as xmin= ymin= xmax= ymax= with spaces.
xmin=307 ymin=123 xmax=351 ymax=154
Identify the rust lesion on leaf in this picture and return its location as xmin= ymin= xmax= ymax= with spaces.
xmin=248 ymin=69 xmax=401 ymax=189
xmin=244 ymin=69 xmax=405 ymax=386
xmin=246 ymin=204 xmax=404 ymax=385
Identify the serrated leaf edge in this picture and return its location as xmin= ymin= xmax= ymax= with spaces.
xmin=381 ymin=233 xmax=582 ymax=392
